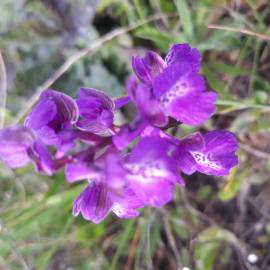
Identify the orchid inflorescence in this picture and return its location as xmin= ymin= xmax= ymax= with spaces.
xmin=0 ymin=44 xmax=238 ymax=223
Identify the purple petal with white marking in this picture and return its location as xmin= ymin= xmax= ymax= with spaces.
xmin=126 ymin=137 xmax=181 ymax=206
xmin=177 ymin=131 xmax=238 ymax=176
xmin=154 ymin=63 xmax=217 ymax=125
xmin=112 ymin=204 xmax=140 ymax=218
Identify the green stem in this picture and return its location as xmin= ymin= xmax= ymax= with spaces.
xmin=217 ymin=99 xmax=270 ymax=111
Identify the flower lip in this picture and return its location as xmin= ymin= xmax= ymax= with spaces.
xmin=176 ymin=130 xmax=238 ymax=176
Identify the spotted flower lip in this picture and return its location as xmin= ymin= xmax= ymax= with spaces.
xmin=71 ymin=152 xmax=143 ymax=224
xmin=125 ymin=136 xmax=185 ymax=207
xmin=153 ymin=62 xmax=218 ymax=125
xmin=76 ymin=87 xmax=115 ymax=136
xmin=176 ymin=130 xmax=238 ymax=176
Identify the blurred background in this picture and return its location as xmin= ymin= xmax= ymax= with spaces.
xmin=0 ymin=0 xmax=270 ymax=269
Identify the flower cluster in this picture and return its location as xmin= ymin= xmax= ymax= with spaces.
xmin=0 ymin=44 xmax=238 ymax=223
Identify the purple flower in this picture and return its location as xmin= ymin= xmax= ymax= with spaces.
xmin=68 ymin=151 xmax=143 ymax=223
xmin=69 ymin=135 xmax=185 ymax=223
xmin=176 ymin=131 xmax=238 ymax=176
xmin=76 ymin=88 xmax=115 ymax=136
xmin=0 ymin=126 xmax=53 ymax=175
xmin=25 ymin=89 xmax=79 ymax=146
xmin=125 ymin=137 xmax=184 ymax=207
xmin=0 ymin=43 xmax=239 ymax=225
xmin=131 ymin=43 xmax=217 ymax=126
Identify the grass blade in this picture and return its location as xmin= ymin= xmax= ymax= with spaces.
xmin=0 ymin=51 xmax=7 ymax=128
xmin=174 ymin=0 xmax=194 ymax=42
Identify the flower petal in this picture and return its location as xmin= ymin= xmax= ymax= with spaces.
xmin=65 ymin=163 xmax=99 ymax=182
xmin=165 ymin=43 xmax=201 ymax=72
xmin=114 ymin=96 xmax=131 ymax=109
xmin=79 ymin=87 xmax=114 ymax=111
xmin=76 ymin=88 xmax=114 ymax=135
xmin=35 ymin=126 xmax=60 ymax=146
xmin=112 ymin=203 xmax=140 ymax=218
xmin=41 ymin=90 xmax=79 ymax=124
xmin=126 ymin=137 xmax=180 ymax=206
xmin=0 ymin=126 xmax=34 ymax=168
xmin=197 ymin=130 xmax=238 ymax=176
xmin=153 ymin=62 xmax=193 ymax=99
xmin=73 ymin=183 xmax=113 ymax=224
xmin=132 ymin=51 xmax=166 ymax=85
xmin=25 ymin=98 xmax=57 ymax=130
xmin=177 ymin=131 xmax=238 ymax=176
xmin=127 ymin=172 xmax=175 ymax=207
xmin=112 ymin=118 xmax=147 ymax=149
xmin=32 ymin=140 xmax=53 ymax=175
xmin=164 ymin=91 xmax=217 ymax=126
xmin=65 ymin=148 xmax=97 ymax=182
xmin=154 ymin=63 xmax=217 ymax=125
xmin=177 ymin=132 xmax=204 ymax=175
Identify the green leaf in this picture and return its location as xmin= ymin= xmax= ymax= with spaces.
xmin=202 ymin=65 xmax=232 ymax=99
xmin=194 ymin=227 xmax=238 ymax=270
xmin=174 ymin=0 xmax=194 ymax=42
xmin=218 ymin=168 xmax=247 ymax=202
xmin=135 ymin=26 xmax=185 ymax=52
xmin=209 ymin=61 xmax=249 ymax=77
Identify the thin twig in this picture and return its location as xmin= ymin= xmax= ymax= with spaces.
xmin=160 ymin=208 xmax=183 ymax=270
xmin=146 ymin=210 xmax=154 ymax=270
xmin=14 ymin=12 xmax=178 ymax=124
xmin=239 ymin=142 xmax=270 ymax=160
xmin=124 ymin=223 xmax=141 ymax=270
xmin=0 ymin=51 xmax=7 ymax=128
xmin=208 ymin=24 xmax=270 ymax=41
